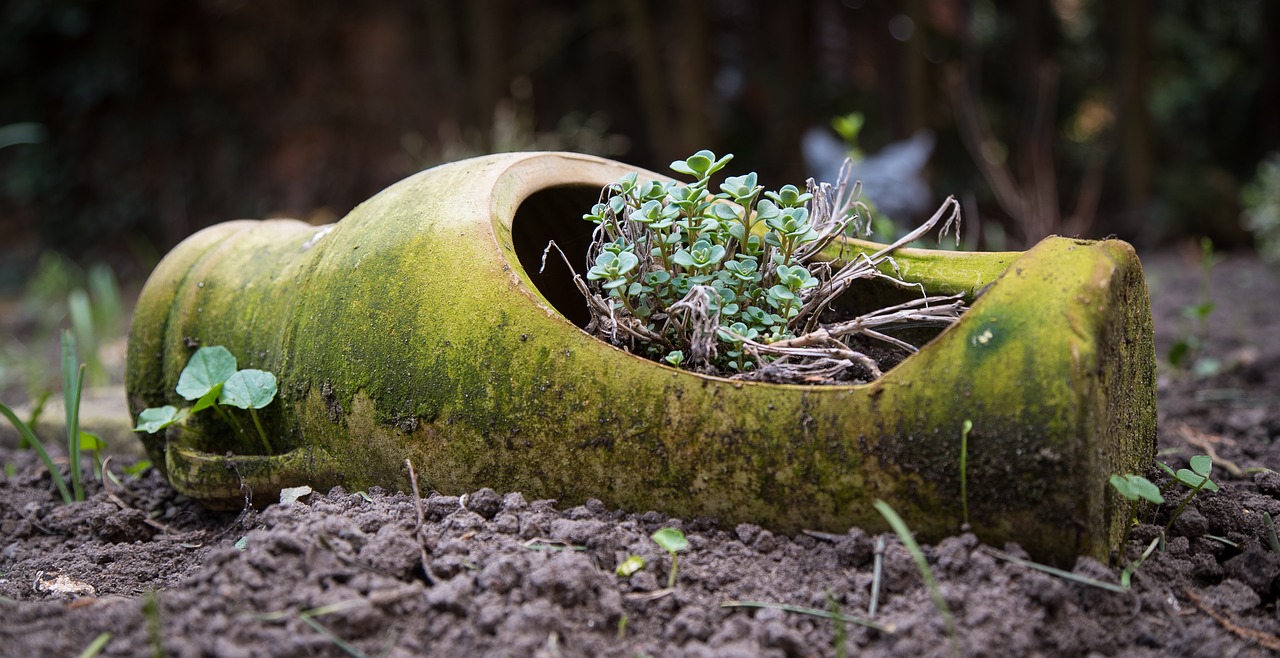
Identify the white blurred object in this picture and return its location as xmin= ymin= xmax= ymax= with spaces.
xmin=802 ymin=127 xmax=936 ymax=221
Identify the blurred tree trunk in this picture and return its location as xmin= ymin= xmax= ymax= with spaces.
xmin=672 ymin=0 xmax=711 ymax=154
xmin=426 ymin=2 xmax=464 ymax=126
xmin=904 ymin=0 xmax=928 ymax=133
xmin=1117 ymin=0 xmax=1151 ymax=220
xmin=621 ymin=0 xmax=675 ymax=157
xmin=466 ymin=0 xmax=506 ymax=147
xmin=1263 ymin=0 xmax=1280 ymax=152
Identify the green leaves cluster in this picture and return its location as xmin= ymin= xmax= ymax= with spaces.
xmin=582 ymin=150 xmax=836 ymax=373
xmin=1110 ymin=454 xmax=1219 ymax=537
xmin=135 ymin=346 xmax=279 ymax=454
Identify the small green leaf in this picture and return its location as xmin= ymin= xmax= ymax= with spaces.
xmin=616 ymin=555 xmax=646 ymax=577
xmin=79 ymin=432 xmax=106 ymax=452
xmin=651 ymin=527 xmax=689 ymax=554
xmin=1174 ymin=468 xmax=1217 ymax=491
xmin=220 ymin=369 xmax=278 ymax=410
xmin=1189 ymin=455 xmax=1213 ymax=477
xmin=1110 ymin=473 xmax=1164 ymax=504
xmin=191 ymin=385 xmax=223 ymax=413
xmin=176 ymin=347 xmax=238 ymax=400
xmin=135 ymin=405 xmax=188 ymax=433
xmin=123 ymin=460 xmax=153 ymax=476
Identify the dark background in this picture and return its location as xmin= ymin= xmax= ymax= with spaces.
xmin=2 ymin=0 xmax=1277 ymax=290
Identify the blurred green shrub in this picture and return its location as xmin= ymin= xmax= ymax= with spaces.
xmin=1242 ymin=153 xmax=1280 ymax=266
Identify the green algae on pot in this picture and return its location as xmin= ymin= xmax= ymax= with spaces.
xmin=125 ymin=152 xmax=1156 ymax=565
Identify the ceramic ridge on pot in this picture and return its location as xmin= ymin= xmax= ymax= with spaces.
xmin=125 ymin=151 xmax=1156 ymax=564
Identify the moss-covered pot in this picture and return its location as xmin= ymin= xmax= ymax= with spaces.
xmin=126 ymin=151 xmax=1155 ymax=564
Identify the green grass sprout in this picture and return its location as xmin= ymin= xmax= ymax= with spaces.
xmin=0 ymin=403 xmax=70 ymax=502
xmin=721 ymin=600 xmax=893 ymax=633
xmin=143 ymin=590 xmax=164 ymax=658
xmin=983 ymin=547 xmax=1129 ymax=593
xmin=869 ymin=535 xmax=885 ymax=618
xmin=0 ymin=330 xmax=92 ymax=504
xmin=874 ymin=500 xmax=960 ymax=657
xmin=959 ymin=419 xmax=973 ymax=528
xmin=61 ymin=330 xmax=86 ymax=501
xmin=1265 ymin=512 xmax=1280 ymax=555
xmin=1120 ymin=535 xmax=1161 ymax=589
xmin=75 ymin=633 xmax=112 ymax=658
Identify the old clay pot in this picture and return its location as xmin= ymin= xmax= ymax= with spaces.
xmin=126 ymin=151 xmax=1155 ymax=564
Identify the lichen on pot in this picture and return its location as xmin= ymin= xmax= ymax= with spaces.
xmin=126 ymin=151 xmax=1156 ymax=565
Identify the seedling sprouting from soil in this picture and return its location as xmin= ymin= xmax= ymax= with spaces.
xmin=135 ymin=346 xmax=279 ymax=454
xmin=1157 ymin=454 xmax=1218 ymax=536
xmin=616 ymin=555 xmax=646 ymax=578
xmin=1100 ymin=454 xmax=1219 ymax=586
xmin=651 ymin=527 xmax=688 ymax=589
xmin=564 ymin=150 xmax=966 ymax=383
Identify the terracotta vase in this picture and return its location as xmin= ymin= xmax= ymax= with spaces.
xmin=126 ymin=151 xmax=1155 ymax=564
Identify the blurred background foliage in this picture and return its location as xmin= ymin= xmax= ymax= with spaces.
xmin=1 ymin=0 xmax=1277 ymax=293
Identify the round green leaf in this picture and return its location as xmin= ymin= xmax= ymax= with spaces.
xmin=219 ymin=369 xmax=278 ymax=410
xmin=135 ymin=405 xmax=187 ymax=433
xmin=1189 ymin=455 xmax=1213 ymax=477
xmin=651 ymin=527 xmax=688 ymax=554
xmin=176 ymin=346 xmax=238 ymax=400
xmin=1127 ymin=474 xmax=1164 ymax=504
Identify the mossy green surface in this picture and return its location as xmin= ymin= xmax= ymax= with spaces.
xmin=126 ymin=152 xmax=1156 ymax=564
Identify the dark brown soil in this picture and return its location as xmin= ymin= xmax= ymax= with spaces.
xmin=3 ymin=249 xmax=1280 ymax=657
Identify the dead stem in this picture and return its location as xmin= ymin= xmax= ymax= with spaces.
xmin=404 ymin=459 xmax=435 ymax=586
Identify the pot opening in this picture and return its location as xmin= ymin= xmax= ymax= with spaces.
xmin=512 ymin=184 xmax=603 ymax=328
xmin=511 ymin=184 xmax=950 ymax=366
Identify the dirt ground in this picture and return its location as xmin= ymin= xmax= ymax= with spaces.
xmin=3 ymin=248 xmax=1280 ymax=658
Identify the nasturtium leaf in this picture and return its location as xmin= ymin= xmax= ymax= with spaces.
xmin=135 ymin=405 xmax=187 ymax=433
xmin=176 ymin=346 xmax=237 ymax=400
xmin=651 ymin=527 xmax=689 ymax=553
xmin=220 ymin=369 xmax=278 ymax=410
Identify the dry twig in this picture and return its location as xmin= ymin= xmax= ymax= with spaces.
xmin=405 ymin=458 xmax=435 ymax=585
xmin=1184 ymin=588 xmax=1280 ymax=651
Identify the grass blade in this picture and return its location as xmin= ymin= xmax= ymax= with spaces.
xmin=874 ymin=500 xmax=961 ymax=658
xmin=299 ymin=612 xmax=369 ymax=658
xmin=959 ymin=419 xmax=972 ymax=528
xmin=983 ymin=547 xmax=1129 ymax=593
xmin=0 ymin=402 xmax=72 ymax=503
xmin=76 ymin=632 xmax=111 ymax=658
xmin=721 ymin=600 xmax=893 ymax=632
xmin=62 ymin=330 xmax=86 ymax=501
